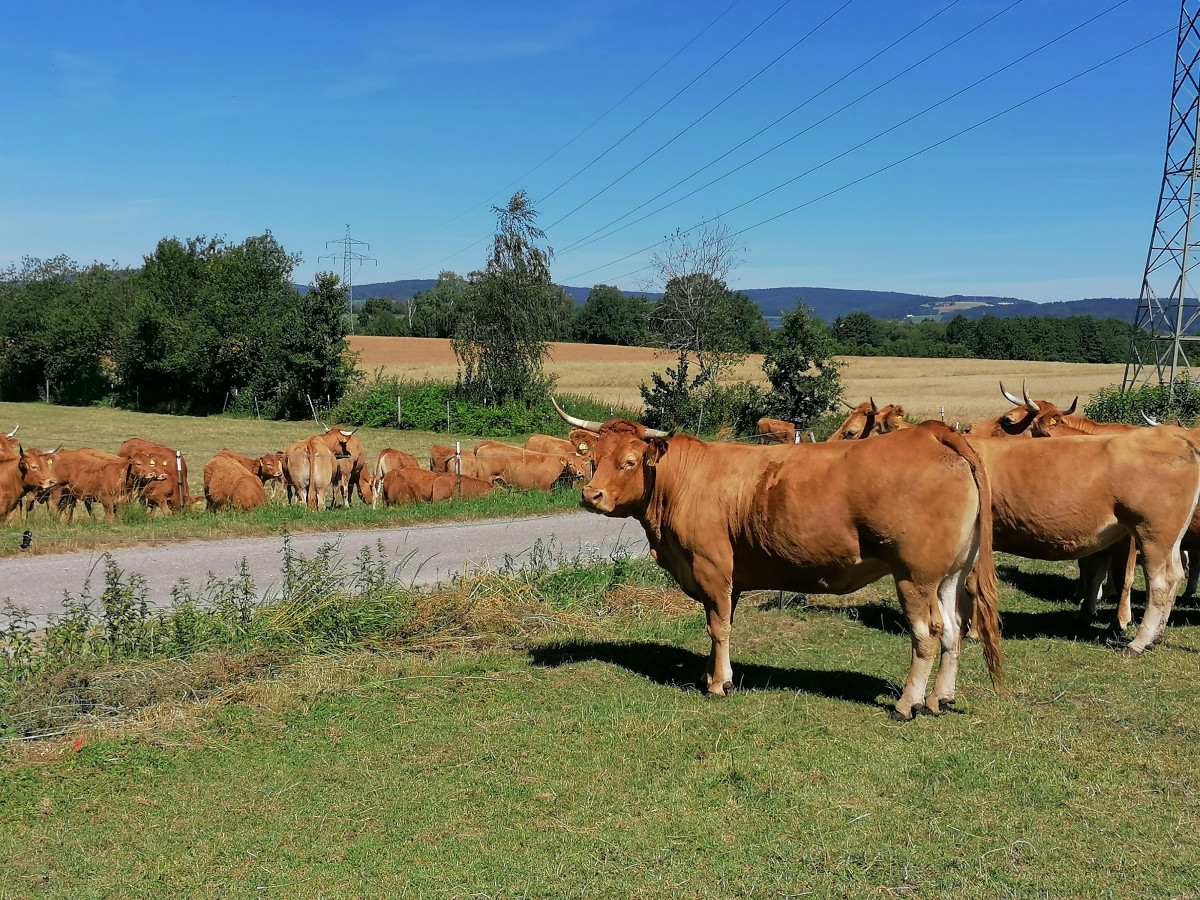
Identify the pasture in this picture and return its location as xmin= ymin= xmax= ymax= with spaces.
xmin=0 ymin=401 xmax=577 ymax=558
xmin=349 ymin=336 xmax=1127 ymax=424
xmin=3 ymin=550 xmax=1200 ymax=898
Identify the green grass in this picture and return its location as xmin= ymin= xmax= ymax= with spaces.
xmin=0 ymin=400 xmax=584 ymax=558
xmin=4 ymin=553 xmax=1200 ymax=898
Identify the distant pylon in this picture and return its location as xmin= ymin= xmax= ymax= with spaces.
xmin=1124 ymin=1 xmax=1200 ymax=394
xmin=319 ymin=225 xmax=376 ymax=335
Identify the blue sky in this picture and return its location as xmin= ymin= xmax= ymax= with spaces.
xmin=0 ymin=0 xmax=1177 ymax=301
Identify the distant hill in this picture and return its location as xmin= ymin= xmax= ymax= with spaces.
xmin=334 ymin=279 xmax=1138 ymax=324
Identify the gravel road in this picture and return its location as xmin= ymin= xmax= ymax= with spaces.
xmin=1 ymin=512 xmax=650 ymax=624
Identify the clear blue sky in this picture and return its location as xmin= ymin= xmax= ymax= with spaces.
xmin=0 ymin=0 xmax=1178 ymax=302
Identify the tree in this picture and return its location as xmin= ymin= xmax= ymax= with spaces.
xmin=411 ymin=271 xmax=467 ymax=338
xmin=761 ymin=301 xmax=842 ymax=424
xmin=452 ymin=191 xmax=559 ymax=404
xmin=644 ymin=221 xmax=747 ymax=384
xmin=573 ymin=284 xmax=652 ymax=346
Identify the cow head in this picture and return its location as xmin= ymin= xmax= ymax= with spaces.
xmin=561 ymin=455 xmax=590 ymax=483
xmin=18 ymin=448 xmax=59 ymax=491
xmin=258 ymin=453 xmax=285 ymax=480
xmin=829 ymin=398 xmax=908 ymax=440
xmin=129 ymin=451 xmax=168 ymax=482
xmin=964 ymin=381 xmax=1070 ymax=437
xmin=322 ymin=428 xmax=358 ymax=459
xmin=553 ymin=398 xmax=670 ymax=516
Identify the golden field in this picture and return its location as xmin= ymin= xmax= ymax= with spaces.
xmin=348 ymin=336 xmax=1127 ymax=426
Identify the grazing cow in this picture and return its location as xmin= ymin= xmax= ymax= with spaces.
xmin=474 ymin=441 xmax=588 ymax=492
xmin=829 ymin=399 xmax=912 ymax=441
xmin=1 ymin=448 xmax=59 ymax=525
xmin=282 ymin=437 xmax=337 ymax=510
xmin=0 ymin=425 xmax=19 ymax=461
xmin=118 ymin=438 xmax=190 ymax=514
xmin=553 ymin=399 xmax=1003 ymax=720
xmin=961 ymin=428 xmax=1200 ymax=653
xmin=306 ymin=428 xmax=368 ymax=507
xmin=756 ymin=417 xmax=796 ymax=445
xmin=54 ymin=448 xmax=165 ymax=522
xmin=430 ymin=444 xmax=456 ymax=472
xmin=372 ymin=448 xmax=420 ymax=506
xmin=204 ymin=455 xmax=267 ymax=512
xmin=381 ymin=468 xmax=494 ymax=504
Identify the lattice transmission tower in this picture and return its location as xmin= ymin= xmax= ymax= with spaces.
xmin=1124 ymin=1 xmax=1200 ymax=394
xmin=319 ymin=224 xmax=376 ymax=335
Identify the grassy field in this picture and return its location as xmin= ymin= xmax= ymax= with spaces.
xmin=0 ymin=401 xmax=578 ymax=558
xmin=3 ymin=552 xmax=1200 ymax=898
xmin=349 ymin=335 xmax=1127 ymax=425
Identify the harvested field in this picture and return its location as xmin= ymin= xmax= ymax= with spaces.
xmin=349 ymin=336 xmax=1126 ymax=425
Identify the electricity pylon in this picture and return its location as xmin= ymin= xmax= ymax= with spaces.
xmin=319 ymin=225 xmax=376 ymax=334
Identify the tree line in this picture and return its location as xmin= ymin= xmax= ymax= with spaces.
xmin=0 ymin=234 xmax=354 ymax=417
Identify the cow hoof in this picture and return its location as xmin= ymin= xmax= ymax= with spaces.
xmin=703 ymin=689 xmax=726 ymax=700
xmin=889 ymin=705 xmax=918 ymax=722
xmin=1119 ymin=644 xmax=1147 ymax=658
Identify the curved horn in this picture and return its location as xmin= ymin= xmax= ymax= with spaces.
xmin=551 ymin=396 xmax=604 ymax=433
xmin=642 ymin=425 xmax=673 ymax=440
xmin=1020 ymin=380 xmax=1039 ymax=415
xmin=1141 ymin=411 xmax=1161 ymax=426
xmin=5 ymin=424 xmax=17 ymax=438
xmin=51 ymin=442 xmax=63 ymax=454
xmin=869 ymin=397 xmax=878 ymax=415
xmin=1064 ymin=396 xmax=1078 ymax=416
xmin=340 ymin=429 xmax=356 ymax=437
xmin=999 ymin=381 xmax=1022 ymax=406
xmin=841 ymin=398 xmax=856 ymax=409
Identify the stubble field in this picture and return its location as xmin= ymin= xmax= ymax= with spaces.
xmin=349 ymin=336 xmax=1127 ymax=425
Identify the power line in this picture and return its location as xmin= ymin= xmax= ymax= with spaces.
xmin=394 ymin=0 xmax=789 ymax=280
xmin=543 ymin=0 xmax=858 ymax=232
xmin=391 ymin=0 xmax=745 ymax=244
xmin=562 ymin=0 xmax=1142 ymax=284
xmin=556 ymin=0 xmax=971 ymax=255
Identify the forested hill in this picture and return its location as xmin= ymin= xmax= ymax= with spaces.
xmin=344 ymin=279 xmax=1137 ymax=324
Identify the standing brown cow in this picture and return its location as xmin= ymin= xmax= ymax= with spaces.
xmin=204 ymin=455 xmax=267 ymax=512
xmin=309 ymin=428 xmax=369 ymax=507
xmin=54 ymin=448 xmax=166 ymax=522
xmin=554 ymin=399 xmax=1003 ymax=720
xmin=118 ymin=438 xmax=189 ymax=514
xmin=0 ymin=448 xmax=58 ymax=525
xmin=756 ymin=417 xmax=796 ymax=444
xmin=282 ymin=437 xmax=338 ymax=510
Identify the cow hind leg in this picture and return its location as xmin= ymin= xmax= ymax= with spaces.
xmin=926 ymin=570 xmax=966 ymax=715
xmin=1125 ymin=538 xmax=1186 ymax=655
xmin=893 ymin=578 xmax=943 ymax=721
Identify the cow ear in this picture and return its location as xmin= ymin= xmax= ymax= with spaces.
xmin=644 ymin=438 xmax=670 ymax=467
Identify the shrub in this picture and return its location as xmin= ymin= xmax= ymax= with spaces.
xmin=1086 ymin=375 xmax=1200 ymax=425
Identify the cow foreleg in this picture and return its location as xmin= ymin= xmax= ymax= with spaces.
xmin=1076 ymin=553 xmax=1108 ymax=622
xmin=1107 ymin=539 xmax=1136 ymax=631
xmin=1182 ymin=548 xmax=1199 ymax=600
xmin=894 ymin=579 xmax=942 ymax=721
xmin=1125 ymin=539 xmax=1186 ymax=655
xmin=692 ymin=564 xmax=736 ymax=698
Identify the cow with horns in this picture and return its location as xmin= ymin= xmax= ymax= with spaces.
xmin=552 ymin=398 xmax=1003 ymax=721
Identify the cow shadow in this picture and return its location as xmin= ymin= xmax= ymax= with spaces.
xmin=528 ymin=641 xmax=896 ymax=707
xmin=996 ymin=565 xmax=1079 ymax=605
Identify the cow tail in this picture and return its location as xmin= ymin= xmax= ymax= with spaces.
xmin=934 ymin=425 xmax=1004 ymax=686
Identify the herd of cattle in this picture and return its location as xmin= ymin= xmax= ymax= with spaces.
xmin=3 ymin=380 xmax=1199 ymax=721
xmin=0 ymin=426 xmax=595 ymax=525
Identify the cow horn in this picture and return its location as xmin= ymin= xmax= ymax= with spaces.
xmin=1141 ymin=411 xmax=1161 ymax=426
xmin=869 ymin=397 xmax=878 ymax=415
xmin=642 ymin=425 xmax=674 ymax=440
xmin=51 ymin=442 xmax=63 ymax=454
xmin=999 ymin=381 xmax=1022 ymax=406
xmin=1064 ymin=396 xmax=1078 ymax=415
xmin=340 ymin=429 xmax=356 ymax=437
xmin=551 ymin=397 xmax=604 ymax=433
xmin=1020 ymin=380 xmax=1039 ymax=415
xmin=5 ymin=424 xmax=17 ymax=438
xmin=840 ymin=398 xmax=856 ymax=409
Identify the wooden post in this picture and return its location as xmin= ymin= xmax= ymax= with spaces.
xmin=455 ymin=441 xmax=462 ymax=499
xmin=807 ymin=431 xmax=816 ymax=444
xmin=175 ymin=450 xmax=184 ymax=512
xmin=397 ymin=396 xmax=402 ymax=427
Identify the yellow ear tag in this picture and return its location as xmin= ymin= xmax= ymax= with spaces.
xmin=150 ymin=460 xmax=156 ymax=466
xmin=645 ymin=458 xmax=656 ymax=468
xmin=1049 ymin=418 xmax=1057 ymax=425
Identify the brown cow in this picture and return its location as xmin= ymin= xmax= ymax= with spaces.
xmin=830 ymin=399 xmax=912 ymax=440
xmin=554 ymin=400 xmax=1003 ymax=720
xmin=430 ymin=444 xmax=456 ymax=472
xmin=204 ymin=455 xmax=267 ymax=512
xmin=475 ymin=441 xmax=588 ymax=492
xmin=372 ymin=448 xmax=420 ymax=506
xmin=282 ymin=437 xmax=337 ymax=510
xmin=54 ymin=448 xmax=166 ymax=522
xmin=0 ymin=448 xmax=59 ymax=525
xmin=756 ymin=417 xmax=796 ymax=445
xmin=118 ymin=438 xmax=190 ymax=514
xmin=216 ymin=449 xmax=285 ymax=498
xmin=964 ymin=381 xmax=1080 ymax=438
xmin=0 ymin=425 xmax=19 ymax=461
xmin=381 ymin=468 xmax=494 ymax=504
xmin=305 ymin=428 xmax=368 ymax=507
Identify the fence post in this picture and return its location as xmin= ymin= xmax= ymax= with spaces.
xmin=45 ymin=378 xmax=50 ymax=404
xmin=175 ymin=450 xmax=184 ymax=512
xmin=807 ymin=431 xmax=816 ymax=444
xmin=253 ymin=394 xmax=260 ymax=419
xmin=794 ymin=430 xmax=800 ymax=444
xmin=455 ymin=441 xmax=462 ymax=499
xmin=940 ymin=406 xmax=946 ymax=423
xmin=397 ymin=395 xmax=402 ymax=427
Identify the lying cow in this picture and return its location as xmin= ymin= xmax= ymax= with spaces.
xmin=216 ymin=449 xmax=285 ymax=498
xmin=474 ymin=441 xmax=588 ymax=492
xmin=372 ymin=448 xmax=420 ymax=506
xmin=553 ymin=398 xmax=1003 ymax=721
xmin=204 ymin=455 xmax=267 ymax=512
xmin=381 ymin=468 xmax=494 ymax=504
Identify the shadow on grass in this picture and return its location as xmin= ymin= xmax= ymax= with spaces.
xmin=996 ymin=565 xmax=1079 ymax=605
xmin=807 ymin=600 xmax=1200 ymax=645
xmin=528 ymin=640 xmax=895 ymax=706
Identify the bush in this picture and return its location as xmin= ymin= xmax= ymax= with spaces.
xmin=1086 ymin=376 xmax=1200 ymax=425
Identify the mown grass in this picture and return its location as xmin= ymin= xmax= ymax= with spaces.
xmin=3 ymin=549 xmax=1200 ymax=898
xmin=0 ymin=400 xmax=585 ymax=558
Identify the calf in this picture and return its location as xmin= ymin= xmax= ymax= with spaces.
xmin=55 ymin=448 xmax=165 ymax=523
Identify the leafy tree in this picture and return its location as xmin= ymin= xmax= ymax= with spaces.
xmin=411 ymin=270 xmax=467 ymax=338
xmin=573 ymin=284 xmax=651 ymax=346
xmin=761 ymin=302 xmax=842 ymax=424
xmin=452 ymin=191 xmax=559 ymax=404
